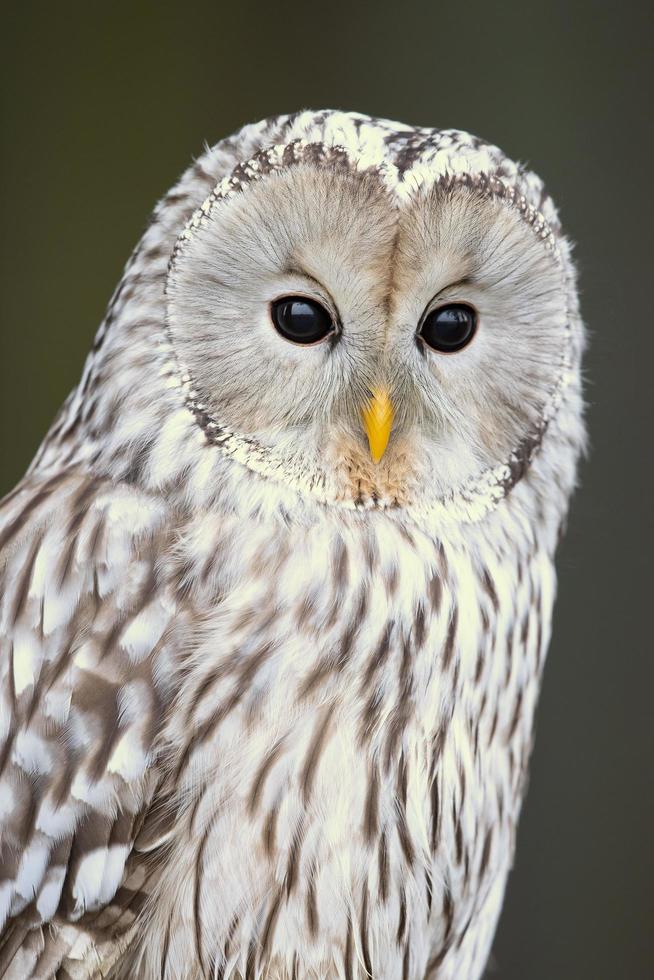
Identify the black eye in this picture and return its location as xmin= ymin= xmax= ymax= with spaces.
xmin=419 ymin=303 xmax=477 ymax=353
xmin=270 ymin=296 xmax=335 ymax=345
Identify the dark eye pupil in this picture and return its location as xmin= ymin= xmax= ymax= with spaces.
xmin=271 ymin=296 xmax=334 ymax=344
xmin=419 ymin=303 xmax=477 ymax=353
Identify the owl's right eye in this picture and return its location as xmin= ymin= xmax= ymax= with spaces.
xmin=270 ymin=297 xmax=335 ymax=345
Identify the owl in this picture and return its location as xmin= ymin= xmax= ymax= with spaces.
xmin=0 ymin=110 xmax=585 ymax=980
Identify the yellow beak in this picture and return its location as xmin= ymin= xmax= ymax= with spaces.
xmin=361 ymin=386 xmax=395 ymax=463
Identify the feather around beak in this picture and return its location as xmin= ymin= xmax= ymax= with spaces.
xmin=361 ymin=387 xmax=395 ymax=463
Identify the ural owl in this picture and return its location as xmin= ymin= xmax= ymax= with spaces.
xmin=0 ymin=110 xmax=585 ymax=979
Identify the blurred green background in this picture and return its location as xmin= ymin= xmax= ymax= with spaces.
xmin=1 ymin=2 xmax=652 ymax=977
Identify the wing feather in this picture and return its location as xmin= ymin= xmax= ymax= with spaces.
xmin=0 ymin=469 xmax=176 ymax=972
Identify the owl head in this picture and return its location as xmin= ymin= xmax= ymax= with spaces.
xmin=42 ymin=111 xmax=584 ymax=525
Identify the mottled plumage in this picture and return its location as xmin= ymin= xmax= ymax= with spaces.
xmin=0 ymin=110 xmax=585 ymax=979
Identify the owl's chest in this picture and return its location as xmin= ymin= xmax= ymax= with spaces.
xmin=148 ymin=518 xmax=552 ymax=978
xmin=174 ymin=515 xmax=547 ymax=762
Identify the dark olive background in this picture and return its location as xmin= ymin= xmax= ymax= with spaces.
xmin=1 ymin=3 xmax=652 ymax=978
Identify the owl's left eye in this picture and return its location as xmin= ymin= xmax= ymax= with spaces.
xmin=418 ymin=303 xmax=478 ymax=353
xmin=270 ymin=296 xmax=335 ymax=345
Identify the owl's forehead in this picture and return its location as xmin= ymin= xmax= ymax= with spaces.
xmin=173 ymin=111 xmax=561 ymax=273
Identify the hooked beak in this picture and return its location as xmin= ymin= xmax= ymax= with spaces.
xmin=361 ymin=386 xmax=395 ymax=463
